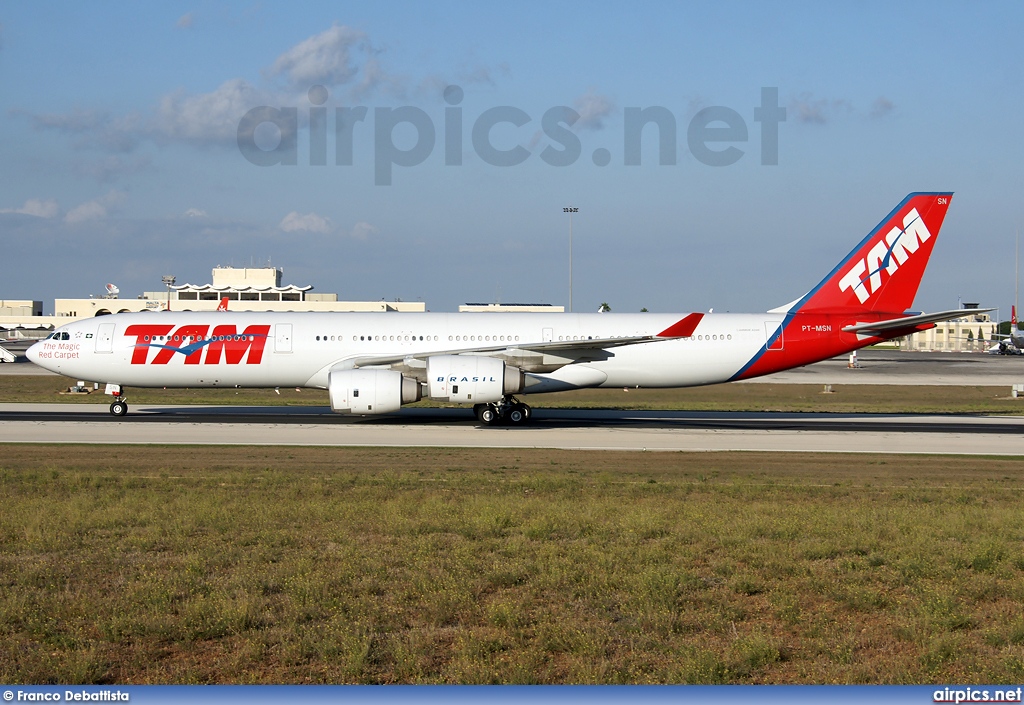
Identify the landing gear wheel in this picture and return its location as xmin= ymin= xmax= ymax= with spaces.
xmin=519 ymin=404 xmax=532 ymax=421
xmin=109 ymin=400 xmax=128 ymax=417
xmin=508 ymin=405 xmax=526 ymax=425
xmin=477 ymin=404 xmax=499 ymax=425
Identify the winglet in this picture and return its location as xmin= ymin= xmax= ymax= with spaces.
xmin=657 ymin=313 xmax=704 ymax=338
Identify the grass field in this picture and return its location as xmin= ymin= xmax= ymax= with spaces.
xmin=2 ymin=445 xmax=1024 ymax=684
xmin=3 ymin=373 xmax=1023 ymax=414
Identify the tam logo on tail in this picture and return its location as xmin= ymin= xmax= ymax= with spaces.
xmin=795 ymin=193 xmax=952 ymax=315
xmin=837 ymin=207 xmax=933 ymax=304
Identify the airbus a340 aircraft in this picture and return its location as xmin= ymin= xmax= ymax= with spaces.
xmin=29 ymin=193 xmax=980 ymax=425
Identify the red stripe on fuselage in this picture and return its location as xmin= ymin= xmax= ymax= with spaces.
xmin=733 ymin=311 xmax=904 ymax=380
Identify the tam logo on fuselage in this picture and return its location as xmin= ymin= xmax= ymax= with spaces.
xmin=124 ymin=324 xmax=270 ymax=365
xmin=837 ymin=208 xmax=931 ymax=304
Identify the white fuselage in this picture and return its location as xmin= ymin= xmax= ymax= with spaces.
xmin=28 ymin=311 xmax=786 ymax=391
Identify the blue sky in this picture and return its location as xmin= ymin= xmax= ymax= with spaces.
xmin=1 ymin=1 xmax=1022 ymax=315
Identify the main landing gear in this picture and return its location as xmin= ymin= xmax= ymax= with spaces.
xmin=474 ymin=396 xmax=532 ymax=426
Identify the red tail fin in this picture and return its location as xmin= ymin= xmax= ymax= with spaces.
xmin=791 ymin=193 xmax=952 ymax=315
xmin=1013 ymin=305 xmax=1017 ymax=328
xmin=217 ymin=297 xmax=229 ymax=311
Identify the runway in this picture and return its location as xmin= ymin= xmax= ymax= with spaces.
xmin=1 ymin=403 xmax=1022 ymax=455
xmin=2 ymin=349 xmax=1023 ymax=455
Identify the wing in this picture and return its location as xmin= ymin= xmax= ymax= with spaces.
xmin=333 ymin=312 xmax=705 ymax=375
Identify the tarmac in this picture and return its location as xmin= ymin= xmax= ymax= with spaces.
xmin=1 ymin=349 xmax=1023 ymax=454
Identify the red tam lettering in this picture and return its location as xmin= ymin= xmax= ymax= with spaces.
xmin=203 ymin=324 xmax=271 ymax=364
xmin=124 ymin=324 xmax=174 ymax=365
xmin=150 ymin=325 xmax=211 ymax=365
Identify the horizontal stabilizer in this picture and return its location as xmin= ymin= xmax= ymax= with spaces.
xmin=841 ymin=308 xmax=994 ymax=337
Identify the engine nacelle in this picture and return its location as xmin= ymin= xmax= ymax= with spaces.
xmin=329 ymin=368 xmax=421 ymax=415
xmin=427 ymin=355 xmax=524 ymax=404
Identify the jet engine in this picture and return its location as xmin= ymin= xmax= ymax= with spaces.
xmin=329 ymin=368 xmax=421 ymax=415
xmin=427 ymin=355 xmax=524 ymax=403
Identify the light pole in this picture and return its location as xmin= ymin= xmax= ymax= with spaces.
xmin=162 ymin=275 xmax=176 ymax=311
xmin=563 ymin=207 xmax=578 ymax=312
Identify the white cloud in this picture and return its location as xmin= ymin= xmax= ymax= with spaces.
xmin=64 ymin=201 xmax=107 ymax=224
xmin=154 ymin=78 xmax=273 ymax=144
xmin=27 ymin=107 xmax=142 ymax=152
xmin=352 ymin=57 xmax=406 ymax=100
xmin=0 ymin=198 xmax=60 ymax=218
xmin=64 ymin=190 xmax=126 ymax=224
xmin=184 ymin=208 xmax=207 ymax=217
xmin=279 ymin=211 xmax=332 ymax=233
xmin=20 ymin=23 xmax=413 ymax=151
xmin=350 ymin=221 xmax=378 ymax=240
xmin=268 ymin=24 xmax=368 ymax=87
xmin=176 ymin=13 xmax=195 ymax=30
xmin=573 ymin=89 xmax=615 ymax=130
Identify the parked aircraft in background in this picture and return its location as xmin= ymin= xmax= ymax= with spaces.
xmin=28 ymin=193 xmax=983 ymax=424
xmin=989 ymin=306 xmax=1024 ymax=355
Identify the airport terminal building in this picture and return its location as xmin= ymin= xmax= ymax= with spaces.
xmin=0 ymin=266 xmax=424 ymax=333
xmin=898 ymin=304 xmax=997 ymax=352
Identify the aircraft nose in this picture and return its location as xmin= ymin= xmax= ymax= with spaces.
xmin=26 ymin=341 xmax=41 ymax=364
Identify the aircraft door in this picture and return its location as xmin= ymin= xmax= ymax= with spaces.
xmin=95 ymin=323 xmax=115 ymax=353
xmin=542 ymin=327 xmax=553 ymax=342
xmin=764 ymin=321 xmax=784 ymax=350
xmin=275 ymin=324 xmax=293 ymax=353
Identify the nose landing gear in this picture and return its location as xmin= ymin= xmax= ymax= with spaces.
xmin=474 ymin=396 xmax=532 ymax=426
xmin=108 ymin=387 xmax=128 ymax=416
